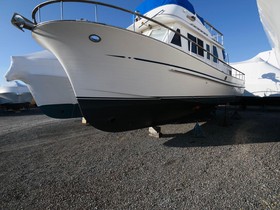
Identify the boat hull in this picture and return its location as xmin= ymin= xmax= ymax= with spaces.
xmin=32 ymin=21 xmax=244 ymax=131
xmin=39 ymin=103 xmax=81 ymax=118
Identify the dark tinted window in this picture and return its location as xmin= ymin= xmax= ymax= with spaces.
xmin=213 ymin=46 xmax=218 ymax=63
xmin=206 ymin=44 xmax=210 ymax=60
xmin=197 ymin=39 xmax=204 ymax=57
xmin=188 ymin=33 xmax=197 ymax=54
xmin=171 ymin=29 xmax=182 ymax=47
xmin=222 ymin=49 xmax=226 ymax=61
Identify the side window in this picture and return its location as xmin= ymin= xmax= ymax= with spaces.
xmin=213 ymin=45 xmax=218 ymax=63
xmin=222 ymin=49 xmax=226 ymax=61
xmin=171 ymin=29 xmax=182 ymax=47
xmin=197 ymin=39 xmax=204 ymax=57
xmin=188 ymin=33 xmax=197 ymax=54
xmin=150 ymin=27 xmax=168 ymax=41
xmin=206 ymin=44 xmax=210 ymax=60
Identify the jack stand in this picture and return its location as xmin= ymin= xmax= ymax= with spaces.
xmin=192 ymin=122 xmax=205 ymax=138
xmin=221 ymin=104 xmax=231 ymax=127
xmin=149 ymin=126 xmax=162 ymax=138
xmin=82 ymin=117 xmax=89 ymax=125
xmin=231 ymin=108 xmax=241 ymax=120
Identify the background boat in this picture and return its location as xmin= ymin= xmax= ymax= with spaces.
xmin=232 ymin=50 xmax=280 ymax=97
xmin=257 ymin=0 xmax=280 ymax=67
xmin=0 ymin=81 xmax=33 ymax=110
xmin=5 ymin=50 xmax=81 ymax=118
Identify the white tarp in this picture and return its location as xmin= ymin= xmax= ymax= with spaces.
xmin=257 ymin=0 xmax=280 ymax=67
xmin=232 ymin=50 xmax=280 ymax=97
xmin=5 ymin=50 xmax=77 ymax=107
xmin=0 ymin=81 xmax=32 ymax=104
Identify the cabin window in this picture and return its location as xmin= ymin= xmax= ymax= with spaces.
xmin=197 ymin=39 xmax=204 ymax=57
xmin=150 ymin=27 xmax=167 ymax=41
xmin=188 ymin=33 xmax=197 ymax=54
xmin=206 ymin=44 xmax=210 ymax=60
xmin=171 ymin=29 xmax=182 ymax=47
xmin=222 ymin=49 xmax=226 ymax=61
xmin=213 ymin=45 xmax=218 ymax=63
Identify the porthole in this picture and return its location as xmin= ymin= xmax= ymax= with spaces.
xmin=89 ymin=34 xmax=101 ymax=43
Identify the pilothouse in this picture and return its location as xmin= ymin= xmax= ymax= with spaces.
xmin=132 ymin=0 xmax=230 ymax=74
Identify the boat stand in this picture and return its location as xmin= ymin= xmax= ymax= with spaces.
xmin=192 ymin=122 xmax=205 ymax=138
xmin=221 ymin=104 xmax=231 ymax=127
xmin=221 ymin=104 xmax=241 ymax=126
xmin=82 ymin=117 xmax=89 ymax=125
xmin=231 ymin=107 xmax=241 ymax=120
xmin=148 ymin=126 xmax=162 ymax=138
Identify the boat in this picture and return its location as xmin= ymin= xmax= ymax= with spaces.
xmin=230 ymin=0 xmax=280 ymax=107
xmin=257 ymin=0 xmax=280 ymax=67
xmin=0 ymin=81 xmax=33 ymax=110
xmin=232 ymin=50 xmax=280 ymax=97
xmin=5 ymin=50 xmax=81 ymax=118
xmin=11 ymin=0 xmax=245 ymax=132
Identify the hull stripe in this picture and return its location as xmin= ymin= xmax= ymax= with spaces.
xmin=107 ymin=54 xmax=244 ymax=88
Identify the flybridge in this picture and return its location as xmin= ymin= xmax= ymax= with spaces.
xmin=136 ymin=0 xmax=223 ymax=45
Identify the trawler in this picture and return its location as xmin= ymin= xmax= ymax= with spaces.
xmin=11 ymin=0 xmax=245 ymax=131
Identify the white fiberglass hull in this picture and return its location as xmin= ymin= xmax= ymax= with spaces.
xmin=5 ymin=51 xmax=81 ymax=118
xmin=32 ymin=21 xmax=244 ymax=131
xmin=257 ymin=0 xmax=280 ymax=67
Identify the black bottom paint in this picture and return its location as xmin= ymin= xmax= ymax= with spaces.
xmin=78 ymin=97 xmax=238 ymax=132
xmin=39 ymin=104 xmax=82 ymax=119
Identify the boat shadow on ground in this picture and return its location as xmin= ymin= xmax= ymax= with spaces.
xmin=162 ymin=108 xmax=280 ymax=148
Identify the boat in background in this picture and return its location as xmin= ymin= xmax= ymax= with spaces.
xmin=0 ymin=81 xmax=33 ymax=110
xmin=232 ymin=0 xmax=280 ymax=106
xmin=232 ymin=50 xmax=280 ymax=97
xmin=257 ymin=0 xmax=280 ymax=67
xmin=5 ymin=50 xmax=81 ymax=118
xmin=11 ymin=0 xmax=245 ymax=132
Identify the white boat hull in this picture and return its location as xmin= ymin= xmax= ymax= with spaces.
xmin=32 ymin=21 xmax=244 ymax=131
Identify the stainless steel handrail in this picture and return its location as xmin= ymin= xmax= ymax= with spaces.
xmin=138 ymin=9 xmax=165 ymax=29
xmin=31 ymin=0 xmax=245 ymax=81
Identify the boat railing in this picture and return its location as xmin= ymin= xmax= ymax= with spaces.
xmin=204 ymin=20 xmax=224 ymax=45
xmin=138 ymin=9 xmax=165 ymax=29
xmin=31 ymin=0 xmax=245 ymax=81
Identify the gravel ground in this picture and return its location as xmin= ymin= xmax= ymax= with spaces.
xmin=0 ymin=107 xmax=279 ymax=209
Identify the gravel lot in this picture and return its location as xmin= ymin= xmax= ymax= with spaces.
xmin=0 ymin=107 xmax=279 ymax=209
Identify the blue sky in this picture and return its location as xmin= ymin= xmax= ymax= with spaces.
xmin=0 ymin=0 xmax=271 ymax=85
